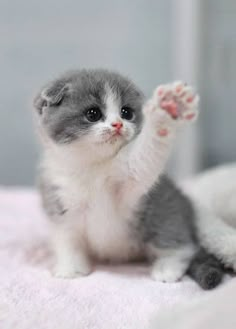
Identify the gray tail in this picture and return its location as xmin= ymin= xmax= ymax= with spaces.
xmin=187 ymin=248 xmax=224 ymax=290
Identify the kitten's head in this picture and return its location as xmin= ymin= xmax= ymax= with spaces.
xmin=34 ymin=69 xmax=144 ymax=160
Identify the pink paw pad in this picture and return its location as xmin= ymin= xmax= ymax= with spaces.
xmin=186 ymin=96 xmax=194 ymax=103
xmin=160 ymin=100 xmax=178 ymax=119
xmin=158 ymin=128 xmax=169 ymax=137
xmin=184 ymin=113 xmax=196 ymax=120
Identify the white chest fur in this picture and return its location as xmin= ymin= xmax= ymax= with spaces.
xmin=47 ymin=158 xmax=142 ymax=262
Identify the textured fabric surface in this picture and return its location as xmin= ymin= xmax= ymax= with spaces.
xmin=0 ymin=188 xmax=225 ymax=329
xmin=150 ymin=279 xmax=236 ymax=329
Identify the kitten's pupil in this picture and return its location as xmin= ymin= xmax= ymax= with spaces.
xmin=85 ymin=107 xmax=102 ymax=122
xmin=121 ymin=107 xmax=134 ymax=120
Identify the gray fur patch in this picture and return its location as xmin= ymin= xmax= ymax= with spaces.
xmin=38 ymin=177 xmax=67 ymax=218
xmin=136 ymin=175 xmax=197 ymax=249
xmin=34 ymin=69 xmax=144 ymax=144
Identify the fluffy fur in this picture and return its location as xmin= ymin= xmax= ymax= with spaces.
xmin=34 ymin=69 xmax=219 ymax=286
xmin=182 ymin=164 xmax=236 ymax=271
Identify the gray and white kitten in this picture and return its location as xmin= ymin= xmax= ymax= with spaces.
xmin=34 ymin=69 xmax=222 ymax=287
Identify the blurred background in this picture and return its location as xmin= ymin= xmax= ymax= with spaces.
xmin=0 ymin=0 xmax=235 ymax=186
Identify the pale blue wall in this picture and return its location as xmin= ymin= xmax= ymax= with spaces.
xmin=0 ymin=0 xmax=173 ymax=185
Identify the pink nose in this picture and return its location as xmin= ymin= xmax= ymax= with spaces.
xmin=111 ymin=122 xmax=123 ymax=130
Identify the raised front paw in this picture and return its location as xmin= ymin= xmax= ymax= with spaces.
xmin=156 ymin=81 xmax=199 ymax=122
xmin=145 ymin=81 xmax=199 ymax=137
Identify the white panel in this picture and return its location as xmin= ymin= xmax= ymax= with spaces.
xmin=169 ymin=0 xmax=202 ymax=180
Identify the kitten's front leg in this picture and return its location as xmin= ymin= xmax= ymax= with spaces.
xmin=52 ymin=223 xmax=92 ymax=278
xmin=119 ymin=81 xmax=199 ymax=204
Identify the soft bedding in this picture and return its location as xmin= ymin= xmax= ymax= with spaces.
xmin=0 ymin=185 xmax=234 ymax=329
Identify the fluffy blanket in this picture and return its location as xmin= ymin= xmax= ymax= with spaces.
xmin=0 ymin=185 xmax=234 ymax=329
xmin=150 ymin=279 xmax=236 ymax=329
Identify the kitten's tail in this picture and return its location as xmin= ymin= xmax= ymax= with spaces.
xmin=187 ymin=248 xmax=224 ymax=290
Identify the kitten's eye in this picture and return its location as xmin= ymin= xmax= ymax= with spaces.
xmin=85 ymin=107 xmax=102 ymax=122
xmin=121 ymin=107 xmax=134 ymax=121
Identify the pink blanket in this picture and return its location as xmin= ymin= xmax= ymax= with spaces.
xmin=0 ymin=188 xmax=223 ymax=329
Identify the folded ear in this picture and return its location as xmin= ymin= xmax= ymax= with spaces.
xmin=34 ymin=80 xmax=71 ymax=115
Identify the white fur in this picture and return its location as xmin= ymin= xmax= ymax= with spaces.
xmin=181 ymin=164 xmax=236 ymax=270
xmin=150 ymin=245 xmax=196 ymax=282
xmin=41 ymin=82 xmax=198 ymax=278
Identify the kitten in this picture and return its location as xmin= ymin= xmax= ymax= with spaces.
xmin=34 ymin=69 xmax=222 ymax=287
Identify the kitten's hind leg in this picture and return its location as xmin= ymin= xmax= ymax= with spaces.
xmin=150 ymin=245 xmax=196 ymax=283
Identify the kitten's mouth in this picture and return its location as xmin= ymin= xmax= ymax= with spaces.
xmin=112 ymin=130 xmax=122 ymax=137
xmin=103 ymin=131 xmax=124 ymax=144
